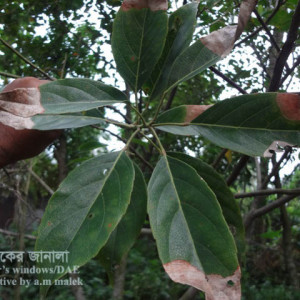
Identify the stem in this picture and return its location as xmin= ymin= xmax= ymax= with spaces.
xmin=149 ymin=127 xmax=166 ymax=155
xmin=0 ymin=38 xmax=54 ymax=80
xmin=0 ymin=71 xmax=21 ymax=79
xmin=129 ymin=102 xmax=147 ymax=127
xmin=235 ymin=188 xmax=300 ymax=199
xmin=104 ymin=117 xmax=136 ymax=129
xmin=139 ymin=131 xmax=161 ymax=152
xmin=149 ymin=93 xmax=166 ymax=125
xmin=125 ymin=128 xmax=141 ymax=150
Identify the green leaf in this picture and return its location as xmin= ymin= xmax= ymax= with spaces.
xmin=148 ymin=155 xmax=240 ymax=298
xmin=35 ymin=151 xmax=134 ymax=297
xmin=155 ymin=93 xmax=300 ymax=157
xmin=98 ymin=163 xmax=147 ymax=281
xmin=167 ymin=152 xmax=245 ymax=257
xmin=145 ymin=3 xmax=198 ymax=99
xmin=112 ymin=6 xmax=168 ymax=92
xmin=39 ymin=78 xmax=126 ymax=114
xmin=149 ymin=36 xmax=220 ymax=100
xmin=31 ymin=112 xmax=105 ymax=130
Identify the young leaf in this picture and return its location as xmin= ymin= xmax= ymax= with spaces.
xmin=148 ymin=155 xmax=241 ymax=299
xmin=145 ymin=2 xmax=198 ymax=99
xmin=98 ymin=163 xmax=147 ymax=281
xmin=167 ymin=152 xmax=245 ymax=257
xmin=112 ymin=0 xmax=168 ymax=92
xmin=35 ymin=151 xmax=134 ymax=297
xmin=155 ymin=93 xmax=300 ymax=157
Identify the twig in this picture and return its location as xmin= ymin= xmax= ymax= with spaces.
xmin=211 ymin=148 xmax=228 ymax=169
xmin=253 ymin=9 xmax=281 ymax=53
xmin=261 ymin=147 xmax=291 ymax=188
xmin=29 ymin=169 xmax=54 ymax=195
xmin=164 ymin=86 xmax=178 ymax=111
xmin=60 ymin=53 xmax=68 ymax=79
xmin=268 ymin=1 xmax=300 ymax=91
xmin=234 ymin=0 xmax=284 ymax=48
xmin=227 ymin=155 xmax=250 ymax=186
xmin=92 ymin=126 xmax=154 ymax=170
xmin=235 ymin=188 xmax=300 ymax=198
xmin=280 ymin=55 xmax=300 ymax=86
xmin=249 ymin=42 xmax=271 ymax=78
xmin=105 ymin=105 xmax=132 ymax=124
xmin=0 ymin=71 xmax=21 ymax=79
xmin=0 ymin=228 xmax=36 ymax=240
xmin=179 ymin=287 xmax=198 ymax=300
xmin=244 ymin=193 xmax=299 ymax=229
xmin=0 ymin=38 xmax=54 ymax=80
xmin=209 ymin=67 xmax=247 ymax=94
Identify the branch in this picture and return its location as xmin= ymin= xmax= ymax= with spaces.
xmin=0 ymin=228 xmax=36 ymax=240
xmin=268 ymin=1 xmax=300 ymax=91
xmin=227 ymin=155 xmax=250 ymax=186
xmin=0 ymin=71 xmax=21 ymax=79
xmin=245 ymin=193 xmax=299 ymax=228
xmin=235 ymin=188 xmax=300 ymax=198
xmin=280 ymin=55 xmax=300 ymax=86
xmin=253 ymin=9 xmax=281 ymax=52
xmin=211 ymin=148 xmax=228 ymax=169
xmin=164 ymin=86 xmax=178 ymax=111
xmin=261 ymin=147 xmax=291 ymax=188
xmin=92 ymin=126 xmax=154 ymax=170
xmin=0 ymin=38 xmax=54 ymax=80
xmin=234 ymin=0 xmax=284 ymax=48
xmin=29 ymin=169 xmax=54 ymax=195
xmin=105 ymin=105 xmax=132 ymax=124
xmin=209 ymin=67 xmax=247 ymax=95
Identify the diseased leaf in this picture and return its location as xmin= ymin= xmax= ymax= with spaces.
xmin=146 ymin=2 xmax=198 ymax=99
xmin=148 ymin=0 xmax=257 ymax=99
xmin=0 ymin=78 xmax=126 ymax=130
xmin=155 ymin=93 xmax=300 ymax=157
xmin=112 ymin=1 xmax=168 ymax=92
xmin=156 ymin=104 xmax=211 ymax=124
xmin=148 ymin=155 xmax=240 ymax=299
xmin=167 ymin=152 xmax=245 ymax=257
xmin=98 ymin=163 xmax=147 ymax=281
xmin=35 ymin=151 xmax=134 ymax=297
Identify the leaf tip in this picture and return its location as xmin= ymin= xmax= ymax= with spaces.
xmin=121 ymin=0 xmax=168 ymax=11
xmin=201 ymin=25 xmax=237 ymax=58
xmin=163 ymin=260 xmax=241 ymax=300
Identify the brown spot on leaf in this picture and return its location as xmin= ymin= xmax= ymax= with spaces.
xmin=276 ymin=93 xmax=300 ymax=121
xmin=201 ymin=26 xmax=237 ymax=58
xmin=0 ymin=77 xmax=62 ymax=168
xmin=163 ymin=260 xmax=241 ymax=300
xmin=235 ymin=0 xmax=257 ymax=40
xmin=108 ymin=223 xmax=112 ymax=228
xmin=201 ymin=0 xmax=257 ymax=58
xmin=121 ymin=0 xmax=168 ymax=12
xmin=130 ymin=55 xmax=136 ymax=61
xmin=47 ymin=221 xmax=52 ymax=226
xmin=185 ymin=105 xmax=213 ymax=122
